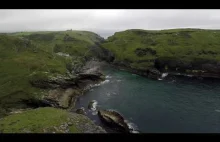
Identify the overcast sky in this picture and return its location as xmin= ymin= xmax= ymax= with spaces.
xmin=1 ymin=9 xmax=220 ymax=38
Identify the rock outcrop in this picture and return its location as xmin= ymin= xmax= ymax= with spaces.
xmin=29 ymin=72 xmax=78 ymax=89
xmin=98 ymin=109 xmax=130 ymax=133
xmin=75 ymin=107 xmax=86 ymax=115
xmin=42 ymin=88 xmax=81 ymax=109
xmin=29 ymin=60 xmax=105 ymax=110
xmin=147 ymin=68 xmax=161 ymax=80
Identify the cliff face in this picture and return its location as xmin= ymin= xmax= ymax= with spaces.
xmin=0 ymin=31 xmax=109 ymax=133
xmin=101 ymin=29 xmax=220 ymax=79
xmin=0 ymin=31 xmax=106 ymax=117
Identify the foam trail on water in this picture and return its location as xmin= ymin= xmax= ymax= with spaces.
xmin=91 ymin=101 xmax=98 ymax=111
xmin=158 ymin=73 xmax=169 ymax=80
xmin=124 ymin=119 xmax=139 ymax=133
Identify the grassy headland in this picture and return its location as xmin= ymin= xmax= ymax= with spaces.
xmin=102 ymin=29 xmax=220 ymax=76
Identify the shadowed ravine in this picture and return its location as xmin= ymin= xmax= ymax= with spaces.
xmin=74 ymin=67 xmax=220 ymax=133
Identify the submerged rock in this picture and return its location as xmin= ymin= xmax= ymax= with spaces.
xmin=98 ymin=109 xmax=130 ymax=133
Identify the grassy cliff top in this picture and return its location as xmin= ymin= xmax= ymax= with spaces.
xmin=8 ymin=30 xmax=104 ymax=56
xmin=102 ymin=28 xmax=220 ymax=70
xmin=0 ymin=107 xmax=104 ymax=133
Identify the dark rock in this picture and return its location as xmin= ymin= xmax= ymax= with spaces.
xmin=78 ymin=61 xmax=104 ymax=81
xmin=42 ymin=88 xmax=81 ymax=109
xmin=78 ymin=73 xmax=102 ymax=81
xmin=88 ymin=42 xmax=115 ymax=63
xmin=98 ymin=109 xmax=130 ymax=133
xmin=30 ymin=73 xmax=78 ymax=89
xmin=147 ymin=68 xmax=161 ymax=80
xmin=154 ymin=56 xmax=220 ymax=79
xmin=75 ymin=107 xmax=86 ymax=115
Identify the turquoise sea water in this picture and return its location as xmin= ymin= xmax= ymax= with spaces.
xmin=75 ymin=68 xmax=220 ymax=133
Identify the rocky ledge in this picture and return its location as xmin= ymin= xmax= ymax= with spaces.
xmin=28 ymin=60 xmax=105 ymax=110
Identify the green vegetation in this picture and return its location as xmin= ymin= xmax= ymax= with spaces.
xmin=102 ymin=29 xmax=220 ymax=72
xmin=0 ymin=107 xmax=80 ymax=133
xmin=2 ymin=28 xmax=220 ymax=132
xmin=0 ymin=31 xmax=104 ymax=117
xmin=0 ymin=107 xmax=105 ymax=133
xmin=10 ymin=30 xmax=104 ymax=57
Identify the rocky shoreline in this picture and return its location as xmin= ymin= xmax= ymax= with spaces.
xmin=3 ymin=58 xmax=219 ymax=133
xmin=28 ymin=60 xmax=106 ymax=110
xmin=110 ymin=63 xmax=220 ymax=81
xmin=0 ymin=60 xmax=109 ymax=133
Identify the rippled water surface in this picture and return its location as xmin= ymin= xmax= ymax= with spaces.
xmin=75 ymin=68 xmax=220 ymax=133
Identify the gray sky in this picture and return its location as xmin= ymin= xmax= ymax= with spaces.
xmin=1 ymin=9 xmax=220 ymax=38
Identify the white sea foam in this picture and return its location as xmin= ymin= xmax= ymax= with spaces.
xmin=90 ymin=79 xmax=110 ymax=88
xmin=125 ymin=120 xmax=139 ymax=133
xmin=91 ymin=101 xmax=98 ymax=111
xmin=101 ymin=79 xmax=110 ymax=84
xmin=131 ymin=130 xmax=140 ymax=133
xmin=106 ymin=75 xmax=112 ymax=79
xmin=158 ymin=73 xmax=169 ymax=80
xmin=161 ymin=73 xmax=169 ymax=78
xmin=92 ymin=111 xmax=98 ymax=115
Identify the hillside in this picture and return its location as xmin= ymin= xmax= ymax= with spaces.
xmin=102 ymin=29 xmax=220 ymax=78
xmin=9 ymin=30 xmax=105 ymax=58
xmin=0 ymin=31 xmax=106 ymax=117
xmin=0 ymin=107 xmax=105 ymax=133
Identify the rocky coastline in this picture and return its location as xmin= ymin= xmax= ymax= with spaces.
xmin=109 ymin=62 xmax=220 ymax=81
xmin=0 ymin=60 xmax=108 ymax=133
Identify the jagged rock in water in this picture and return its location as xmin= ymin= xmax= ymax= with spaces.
xmin=98 ymin=109 xmax=130 ymax=133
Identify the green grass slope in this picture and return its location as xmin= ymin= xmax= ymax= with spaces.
xmin=9 ymin=30 xmax=104 ymax=58
xmin=102 ymin=29 xmax=220 ymax=73
xmin=0 ymin=107 xmax=103 ymax=133
xmin=0 ymin=31 xmax=104 ymax=117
